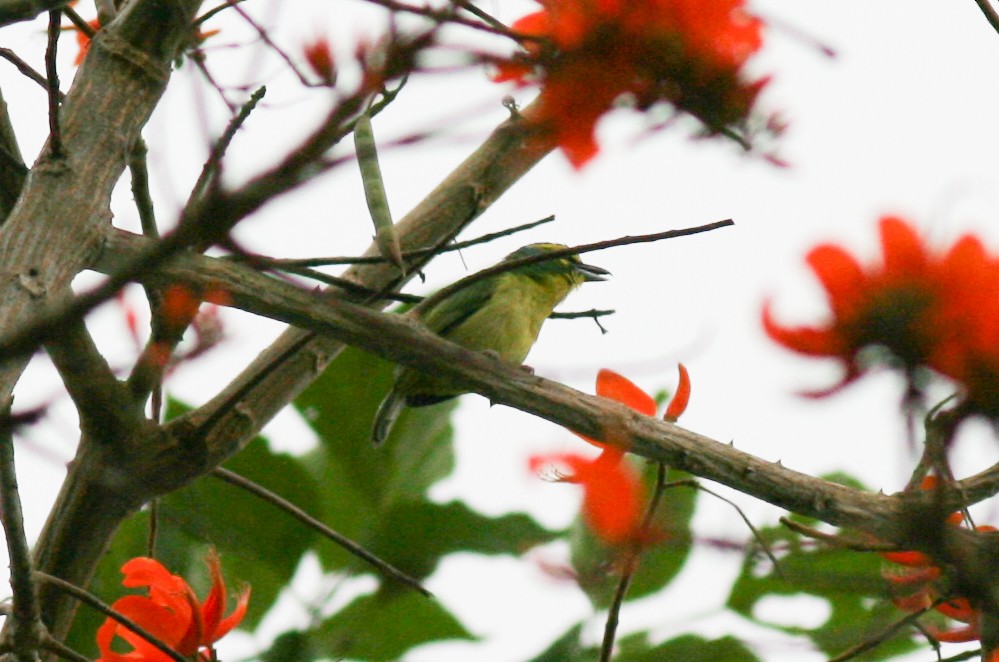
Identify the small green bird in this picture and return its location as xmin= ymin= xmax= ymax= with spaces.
xmin=371 ymin=242 xmax=609 ymax=445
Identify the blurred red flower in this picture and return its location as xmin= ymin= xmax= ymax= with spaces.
xmin=303 ymin=36 xmax=336 ymax=85
xmin=495 ymin=0 xmax=769 ymax=167
xmin=763 ymin=216 xmax=999 ymax=409
xmin=530 ymin=450 xmax=646 ymax=544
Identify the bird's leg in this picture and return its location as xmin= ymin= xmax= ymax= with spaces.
xmin=480 ymin=349 xmax=535 ymax=375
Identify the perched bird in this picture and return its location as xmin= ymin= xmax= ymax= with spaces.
xmin=371 ymin=243 xmax=609 ymax=445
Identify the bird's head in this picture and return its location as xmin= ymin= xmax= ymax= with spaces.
xmin=504 ymin=243 xmax=610 ymax=285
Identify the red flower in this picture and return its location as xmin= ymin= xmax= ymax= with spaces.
xmin=96 ymin=552 xmax=249 ymax=661
xmin=69 ymin=18 xmax=101 ymax=66
xmin=529 ymin=368 xmax=681 ymax=545
xmin=495 ymin=0 xmax=769 ymax=168
xmin=764 ymin=216 xmax=999 ymax=402
xmin=303 ymin=36 xmax=336 ymax=85
xmin=530 ymin=451 xmax=646 ymax=544
xmin=879 ymin=477 xmax=997 ymax=646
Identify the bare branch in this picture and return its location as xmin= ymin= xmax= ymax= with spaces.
xmin=0 ymin=0 xmax=69 ymax=27
xmin=44 ymin=10 xmax=63 ymax=158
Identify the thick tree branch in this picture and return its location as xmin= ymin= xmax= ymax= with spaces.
xmin=0 ymin=85 xmax=25 ymax=222
xmin=0 ymin=0 xmax=68 ymax=27
xmin=44 ymin=319 xmax=143 ymax=441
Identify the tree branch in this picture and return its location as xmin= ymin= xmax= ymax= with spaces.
xmin=0 ymin=0 xmax=70 ymax=27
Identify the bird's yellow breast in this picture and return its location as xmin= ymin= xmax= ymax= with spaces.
xmin=446 ymin=271 xmax=577 ymax=364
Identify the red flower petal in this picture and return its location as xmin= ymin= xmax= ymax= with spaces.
xmin=805 ymin=244 xmax=865 ymax=317
xmin=596 ymin=369 xmax=656 ymax=416
xmin=879 ymin=216 xmax=928 ymax=276
xmin=664 ymin=363 xmax=690 ymax=422
xmin=532 ymin=452 xmax=645 ymax=544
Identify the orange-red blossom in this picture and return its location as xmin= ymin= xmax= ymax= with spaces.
xmin=96 ymin=552 xmax=249 ymax=662
xmin=495 ymin=0 xmax=769 ymax=168
xmin=302 ymin=36 xmax=336 ymax=85
xmin=764 ymin=216 xmax=999 ymax=414
xmin=530 ymin=366 xmax=690 ymax=545
xmin=880 ymin=477 xmax=997 ymax=648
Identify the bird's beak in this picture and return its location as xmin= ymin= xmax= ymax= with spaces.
xmin=575 ymin=262 xmax=611 ymax=282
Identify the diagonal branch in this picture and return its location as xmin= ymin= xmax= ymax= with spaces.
xmin=973 ymin=0 xmax=999 ymax=35
xmin=0 ymin=0 xmax=70 ymax=27
xmin=44 ymin=318 xmax=143 ymax=441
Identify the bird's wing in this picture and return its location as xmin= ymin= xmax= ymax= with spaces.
xmin=421 ymin=281 xmax=494 ymax=338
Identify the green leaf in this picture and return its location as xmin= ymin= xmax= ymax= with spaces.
xmin=260 ymin=631 xmax=318 ymax=662
xmin=571 ymin=465 xmax=697 ymax=608
xmin=309 ymin=587 xmax=475 ymax=660
xmin=294 ymin=346 xmax=458 ymax=573
xmin=727 ymin=517 xmax=921 ymax=660
xmin=525 ymin=624 xmax=595 ymax=662
xmin=360 ymin=500 xmax=561 ymax=579
xmin=617 ymin=633 xmax=761 ymax=662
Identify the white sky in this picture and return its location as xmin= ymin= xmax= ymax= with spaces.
xmin=4 ymin=1 xmax=999 ymax=660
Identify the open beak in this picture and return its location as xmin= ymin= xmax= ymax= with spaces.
xmin=575 ymin=262 xmax=611 ymax=282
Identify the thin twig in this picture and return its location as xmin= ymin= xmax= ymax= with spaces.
xmin=62 ymin=3 xmax=93 ymax=35
xmin=232 ymin=5 xmax=314 ymax=86
xmin=670 ymin=479 xmax=783 ymax=579
xmin=0 ymin=396 xmax=44 ymax=657
xmin=210 ymin=467 xmax=432 ymax=597
xmin=827 ymin=598 xmax=958 ymax=662
xmin=42 ymin=634 xmax=91 ymax=662
xmin=193 ymin=0 xmax=246 ymax=27
xmin=600 ymin=462 xmax=670 ymax=662
xmin=451 ymin=0 xmax=507 ymax=30
xmin=0 ymin=48 xmax=64 ymax=99
xmin=127 ymin=87 xmax=266 ymax=402
xmin=187 ymin=85 xmax=266 ymax=214
xmin=45 ymin=10 xmax=62 ymax=157
xmin=249 ymin=215 xmax=558 ymax=270
xmin=361 ymin=0 xmax=518 ymax=38
xmin=549 ymin=308 xmax=614 ymax=320
xmin=276 ymin=263 xmax=419 ymax=300
xmin=779 ymin=516 xmax=896 ymax=553
xmin=129 ymin=139 xmax=158 ymax=238
xmin=418 ymin=221 xmax=734 ymax=316
xmin=34 ymin=572 xmax=187 ymax=662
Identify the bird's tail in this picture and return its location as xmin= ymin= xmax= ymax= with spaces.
xmin=371 ymin=388 xmax=404 ymax=447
